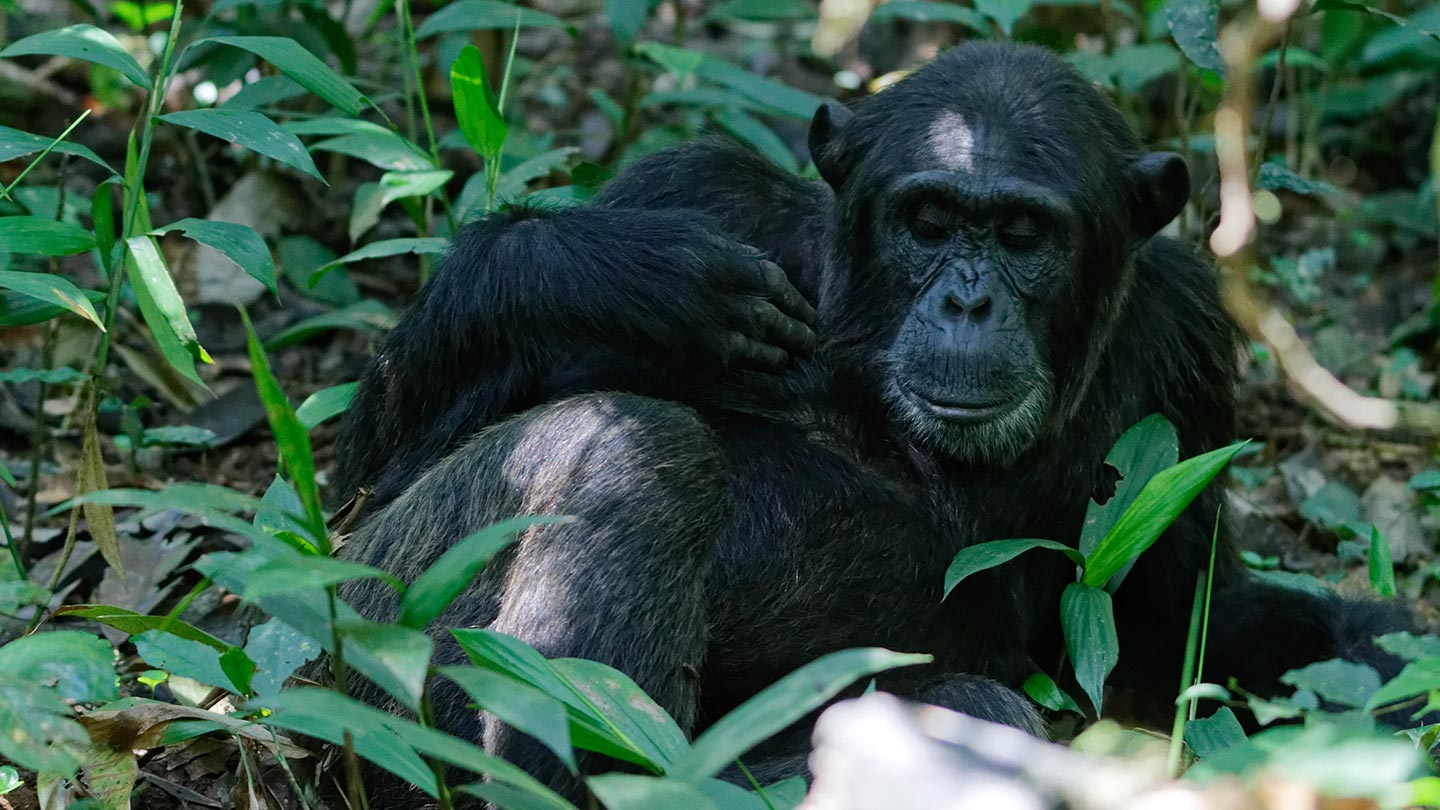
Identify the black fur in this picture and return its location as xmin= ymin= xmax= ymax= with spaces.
xmin=332 ymin=42 xmax=1408 ymax=802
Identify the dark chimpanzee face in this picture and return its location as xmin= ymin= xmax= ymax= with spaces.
xmin=809 ymin=43 xmax=1190 ymax=465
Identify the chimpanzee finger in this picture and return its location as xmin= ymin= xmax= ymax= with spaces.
xmin=757 ymin=260 xmax=818 ymax=326
xmin=716 ymin=330 xmax=788 ymax=369
xmin=750 ymin=300 xmax=817 ymax=355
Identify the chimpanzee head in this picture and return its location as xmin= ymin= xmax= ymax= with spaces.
xmin=809 ymin=42 xmax=1189 ymax=464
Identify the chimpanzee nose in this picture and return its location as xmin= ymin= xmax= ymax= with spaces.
xmin=942 ymin=287 xmax=993 ymax=321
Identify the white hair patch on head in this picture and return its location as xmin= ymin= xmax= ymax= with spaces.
xmin=927 ymin=111 xmax=976 ymax=172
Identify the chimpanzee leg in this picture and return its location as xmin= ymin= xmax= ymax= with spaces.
xmin=339 ymin=392 xmax=730 ymax=797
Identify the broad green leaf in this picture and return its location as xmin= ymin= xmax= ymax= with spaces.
xmin=943 ymin=538 xmax=1084 ymax=599
xmin=240 ymin=310 xmax=326 ymax=544
xmin=151 ymin=218 xmax=276 ymax=294
xmin=336 ymin=620 xmax=434 ymax=712
xmin=495 ymin=147 xmax=582 ymax=202
xmin=54 ymin=605 xmax=230 ymax=651
xmin=1281 ymin=659 xmax=1380 ymax=708
xmin=443 ymin=666 xmax=576 ymax=772
xmin=0 ymin=125 xmax=112 ymax=172
xmin=1184 ymin=706 xmax=1246 ymax=759
xmin=868 ymin=1 xmax=988 ymax=32
xmin=589 ymin=775 xmax=717 ymax=810
xmin=307 ymin=132 xmax=432 ymax=171
xmin=453 ymin=629 xmax=679 ymax=771
xmin=133 ymin=630 xmax=255 ymax=695
xmin=244 ymin=618 xmax=321 ymax=697
xmin=551 ymin=658 xmax=690 ymax=771
xmin=0 ymin=367 xmax=87 ymax=384
xmin=1167 ymin=0 xmax=1225 ymax=75
xmin=261 ymin=688 xmax=574 ymax=808
xmin=399 ymin=516 xmax=572 ymax=629
xmin=0 ymin=631 xmax=118 ymax=703
xmin=415 ymin=0 xmax=573 ymax=39
xmin=1107 ymin=43 xmax=1184 ymax=93
xmin=125 ymin=236 xmax=210 ymax=371
xmin=452 ymin=45 xmax=507 ymax=162
xmin=1376 ymin=632 xmax=1440 ymax=662
xmin=1082 ymin=440 xmax=1247 ymax=589
xmin=1022 ymin=672 xmax=1083 ymax=715
xmin=243 ymin=555 xmax=401 ymax=600
xmin=634 ymin=43 xmax=704 ymax=81
xmin=695 ymin=57 xmax=826 ymax=121
xmin=1258 ymin=162 xmax=1341 ymax=196
xmin=199 ymin=36 xmax=366 ymax=115
xmin=160 ymin=109 xmax=323 ymax=181
xmin=1061 ymin=582 xmax=1116 ymax=716
xmin=0 ymin=270 xmax=103 ymax=329
xmin=1370 ymin=526 xmax=1396 ymax=597
xmin=1368 ymin=657 xmax=1440 ymax=712
xmin=0 ymin=25 xmax=148 ymax=87
xmin=711 ymin=109 xmax=797 ymax=173
xmin=0 ymin=287 xmax=104 ymax=327
xmin=296 ymin=382 xmax=358 ymax=430
xmin=309 ymin=238 xmax=449 ymax=287
xmin=669 ymin=648 xmax=932 ymax=781
xmin=264 ymin=299 xmax=397 ymax=349
xmin=974 ymin=0 xmax=1032 ymax=35
xmin=706 ymin=0 xmax=814 ymax=23
xmin=0 ymin=216 xmax=96 ymax=256
xmin=1080 ymin=414 xmax=1178 ymax=558
xmin=606 ymin=0 xmax=650 ymax=45
xmin=0 ymin=683 xmax=89 ymax=774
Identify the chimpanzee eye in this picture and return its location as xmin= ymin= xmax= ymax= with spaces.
xmin=907 ymin=201 xmax=950 ymax=243
xmin=997 ymin=212 xmax=1044 ymax=249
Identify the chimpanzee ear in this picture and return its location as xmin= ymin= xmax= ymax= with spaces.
xmin=1128 ymin=151 xmax=1190 ymax=239
xmin=809 ymin=100 xmax=856 ymax=190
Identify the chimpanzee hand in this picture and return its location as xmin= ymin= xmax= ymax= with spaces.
xmin=678 ymin=232 xmax=818 ymax=371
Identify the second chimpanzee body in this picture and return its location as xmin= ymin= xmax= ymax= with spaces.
xmin=334 ymin=42 xmax=1405 ymax=799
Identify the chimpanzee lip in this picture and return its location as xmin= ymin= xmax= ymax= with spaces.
xmin=901 ymin=383 xmax=1017 ymax=423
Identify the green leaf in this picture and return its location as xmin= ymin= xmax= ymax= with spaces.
xmin=240 ymin=309 xmax=327 ymax=545
xmin=1375 ymin=632 xmax=1440 ymax=662
xmin=1167 ymin=0 xmax=1225 ymax=75
xmin=1258 ymin=161 xmax=1341 ymax=196
xmin=336 ymin=620 xmax=434 ymax=712
xmin=974 ymin=0 xmax=1032 ymax=35
xmin=1082 ymin=440 xmax=1247 ymax=589
xmin=133 ymin=630 xmax=255 ymax=694
xmin=199 ymin=36 xmax=367 ymax=115
xmin=307 ymin=131 xmax=432 ymax=171
xmin=443 ymin=666 xmax=576 ymax=772
xmin=244 ymin=618 xmax=320 ymax=697
xmin=54 ymin=605 xmax=231 ymax=651
xmin=307 ymin=238 xmax=448 ymax=287
xmin=296 ymin=382 xmax=358 ymax=430
xmin=1184 ymin=706 xmax=1246 ymax=759
xmin=1105 ymin=43 xmax=1184 ymax=93
xmin=161 ymin=109 xmax=323 ymax=182
xmin=415 ymin=0 xmax=574 ymax=39
xmin=606 ymin=0 xmax=650 ymax=45
xmin=943 ymin=538 xmax=1084 ymax=599
xmin=0 ymin=682 xmax=89 ymax=774
xmin=694 ymin=57 xmax=826 ymax=121
xmin=1409 ymin=470 xmax=1440 ymax=492
xmin=243 ymin=555 xmax=401 ymax=600
xmin=705 ymin=0 xmax=814 ymax=23
xmin=0 ymin=125 xmax=112 ymax=173
xmin=151 ymin=218 xmax=277 ymax=294
xmin=634 ymin=43 xmax=704 ymax=81
xmin=0 ymin=24 xmax=149 ymax=87
xmin=495 ymin=147 xmax=582 ymax=202
xmin=453 ymin=629 xmax=683 ymax=772
xmin=0 ymin=270 xmax=104 ymax=329
xmin=452 ymin=45 xmax=507 ymax=163
xmin=0 ymin=631 xmax=118 ymax=703
xmin=1081 ymin=415 xmax=1179 ymax=558
xmin=1281 ymin=659 xmax=1380 ymax=708
xmin=1369 ymin=657 xmax=1440 ymax=712
xmin=0 ymin=367 xmax=87 ymax=385
xmin=124 ymin=235 xmax=211 ymax=365
xmin=0 ymin=216 xmax=97 ymax=256
xmin=589 ymin=775 xmax=717 ymax=810
xmin=399 ymin=516 xmax=572 ymax=630
xmin=1061 ymin=582 xmax=1117 ymax=716
xmin=669 ymin=648 xmax=932 ymax=781
xmin=1022 ymin=672 xmax=1083 ymax=715
xmin=264 ymin=299 xmax=397 ymax=349
xmin=868 ymin=1 xmax=988 ymax=32
xmin=1369 ymin=526 xmax=1396 ymax=598
xmin=711 ymin=109 xmax=797 ymax=173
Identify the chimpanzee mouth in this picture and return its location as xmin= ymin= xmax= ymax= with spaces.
xmin=900 ymin=383 xmax=1019 ymax=423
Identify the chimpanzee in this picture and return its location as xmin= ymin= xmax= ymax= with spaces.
xmin=333 ymin=41 xmax=1407 ymax=799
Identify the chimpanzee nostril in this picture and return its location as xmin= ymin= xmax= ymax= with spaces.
xmin=942 ymin=288 xmax=993 ymax=321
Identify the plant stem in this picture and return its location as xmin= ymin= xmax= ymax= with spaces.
xmin=1251 ymin=21 xmax=1290 ymax=185
xmin=483 ymin=13 xmax=523 ymax=214
xmin=328 ymin=589 xmax=368 ymax=810
xmin=1166 ymin=573 xmax=1206 ymax=778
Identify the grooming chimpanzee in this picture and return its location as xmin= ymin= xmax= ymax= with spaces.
xmin=333 ymin=41 xmax=1407 ymax=799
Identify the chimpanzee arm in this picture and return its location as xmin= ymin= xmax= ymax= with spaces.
xmin=335 ymin=202 xmax=816 ymax=507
